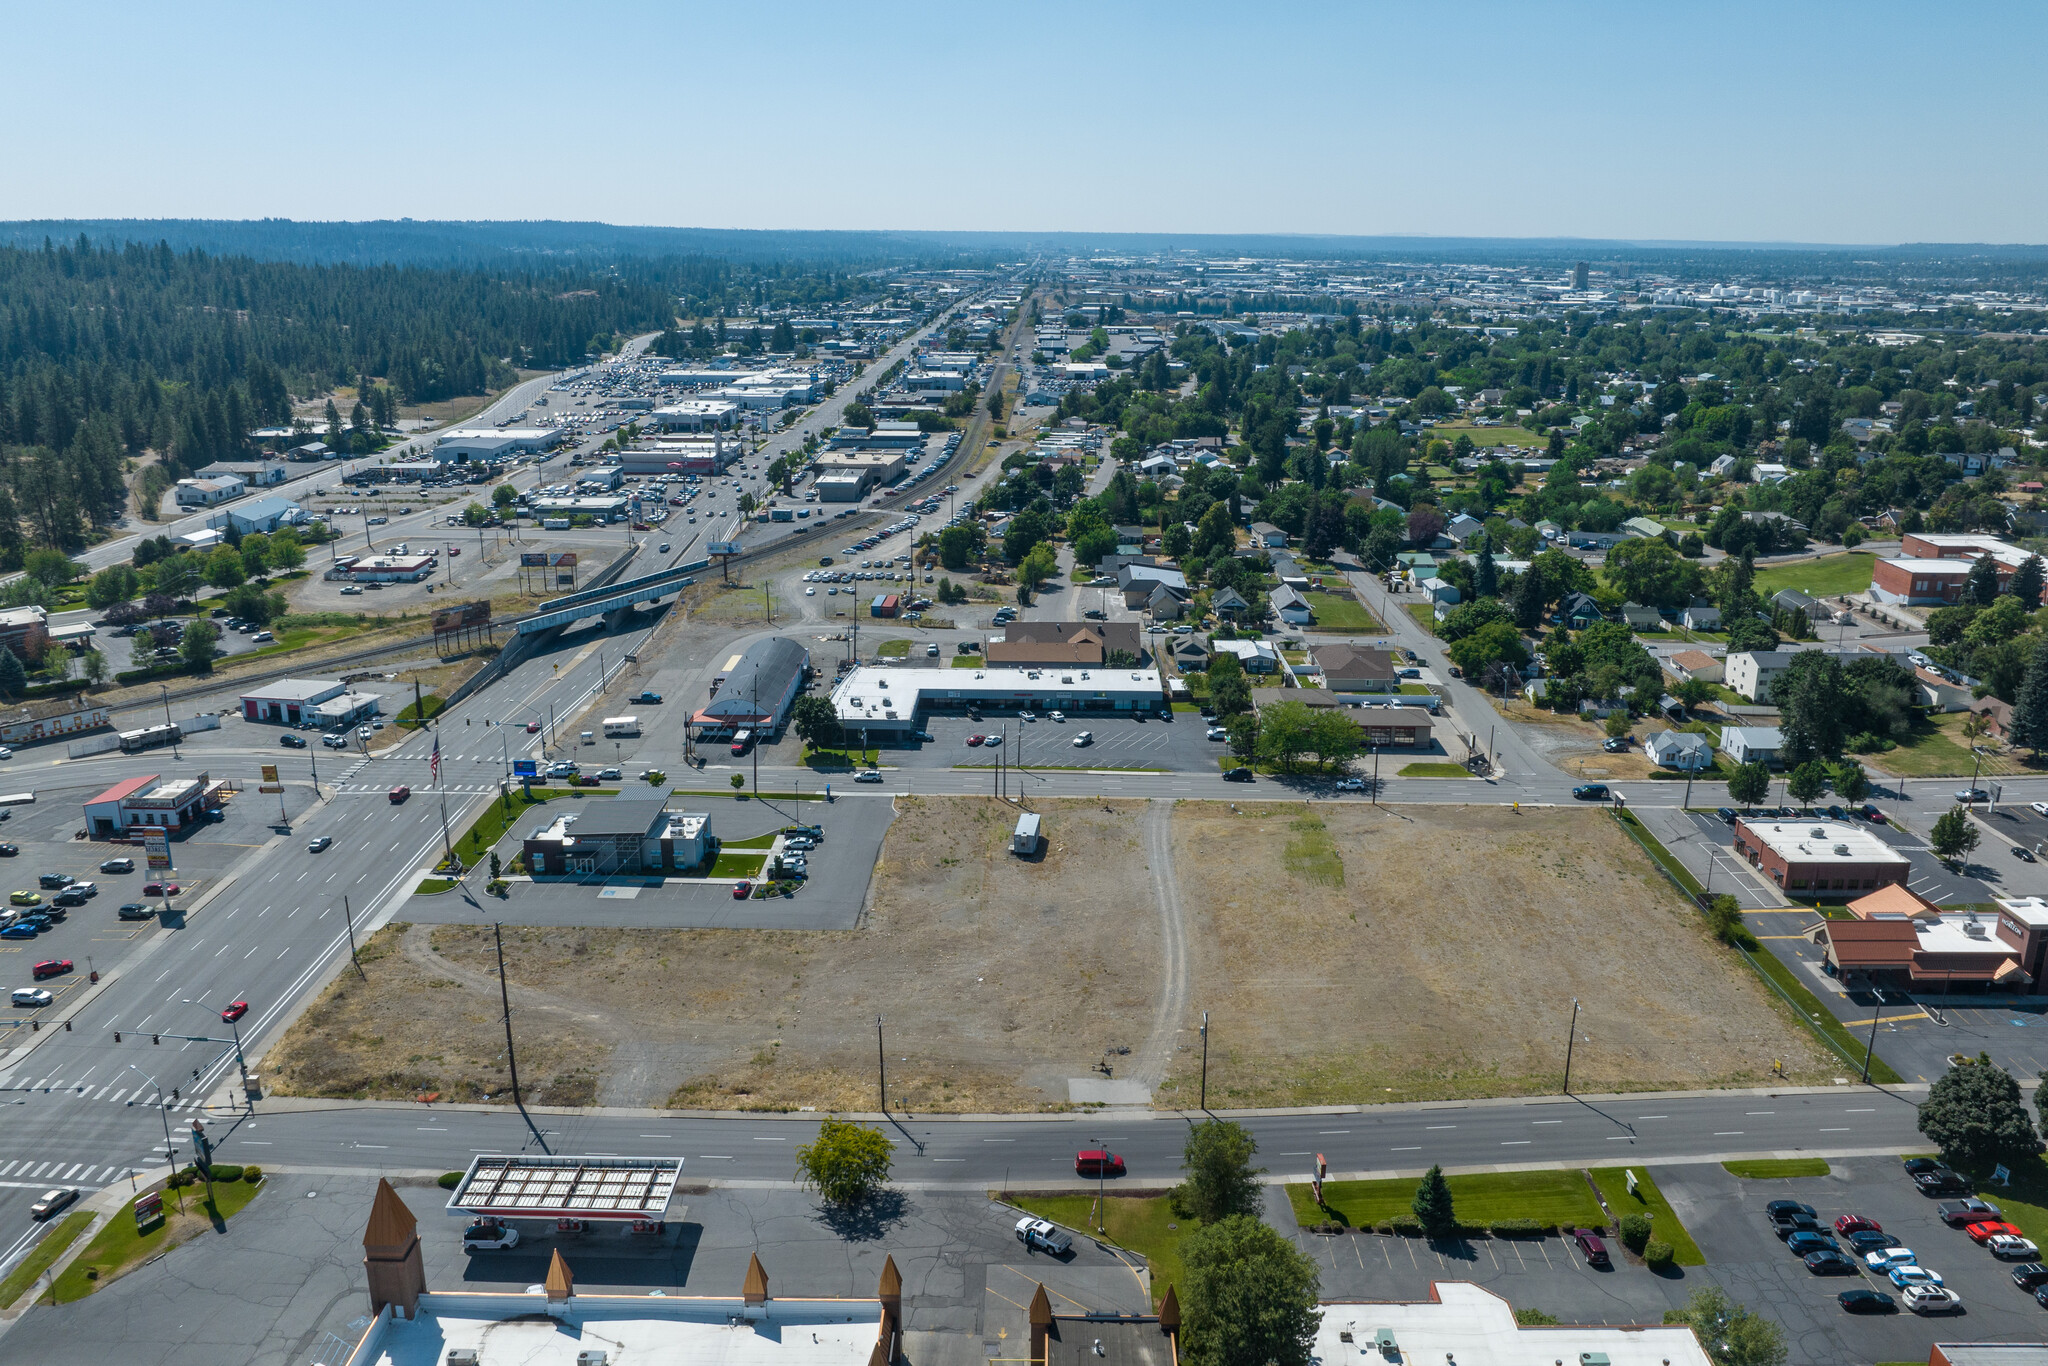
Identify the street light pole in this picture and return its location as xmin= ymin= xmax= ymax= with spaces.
xmin=1561 ymin=997 xmax=1582 ymax=1094
xmin=876 ymin=1015 xmax=886 ymax=1114
xmin=1862 ymin=979 xmax=1884 ymax=1085
xmin=128 ymin=1063 xmax=176 ymax=1169
xmin=1199 ymin=1010 xmax=1209 ymax=1111
xmin=493 ymin=922 xmax=522 ymax=1107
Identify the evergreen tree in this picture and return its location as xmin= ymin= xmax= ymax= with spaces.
xmin=1475 ymin=535 xmax=1498 ymax=598
xmin=1411 ymin=1164 xmax=1456 ymax=1237
xmin=0 ymin=647 xmax=25 ymax=700
xmin=2012 ymin=554 xmax=2045 ymax=610
xmin=2010 ymin=637 xmax=2048 ymax=757
xmin=1965 ymin=553 xmax=2002 ymax=607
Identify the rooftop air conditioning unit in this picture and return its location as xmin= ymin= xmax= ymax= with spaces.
xmin=1966 ymin=921 xmax=1989 ymax=938
xmin=1811 ymin=828 xmax=1827 ymax=838
xmin=1834 ymin=845 xmax=1850 ymax=855
xmin=447 ymin=1353 xmax=480 ymax=1366
xmin=577 ymin=1353 xmax=610 ymax=1366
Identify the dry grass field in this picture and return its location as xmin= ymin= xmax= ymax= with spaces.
xmin=1159 ymin=802 xmax=1833 ymax=1107
xmin=261 ymin=797 xmax=1160 ymax=1111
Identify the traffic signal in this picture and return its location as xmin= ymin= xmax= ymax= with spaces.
xmin=113 ymin=1031 xmax=121 ymax=1042
xmin=152 ymin=1034 xmax=160 ymax=1044
xmin=63 ymin=1020 xmax=70 ymax=1031
xmin=170 ymin=1088 xmax=179 ymax=1101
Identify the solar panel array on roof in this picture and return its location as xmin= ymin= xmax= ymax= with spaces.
xmin=446 ymin=1155 xmax=682 ymax=1220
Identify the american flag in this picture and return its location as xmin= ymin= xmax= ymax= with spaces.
xmin=430 ymin=736 xmax=440 ymax=784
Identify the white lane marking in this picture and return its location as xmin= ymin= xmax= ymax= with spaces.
xmin=1502 ymin=1140 xmax=1531 ymax=1146
xmin=1391 ymin=1146 xmax=1420 ymax=1151
xmin=1425 ymin=1124 xmax=1456 ymax=1130
xmin=1713 ymin=1131 xmax=1744 ymax=1136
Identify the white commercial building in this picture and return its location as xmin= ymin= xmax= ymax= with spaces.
xmin=434 ymin=427 xmax=561 ymax=454
xmin=830 ymin=664 xmax=1164 ymax=738
xmin=1316 ymin=1283 xmax=1710 ymax=1366
xmin=649 ymin=399 xmax=739 ymax=431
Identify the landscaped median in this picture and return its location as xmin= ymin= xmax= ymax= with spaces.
xmin=45 ymin=1168 xmax=265 ymax=1303
xmin=0 ymin=1210 xmax=92 ymax=1308
xmin=1724 ymin=1158 xmax=1832 ymax=1179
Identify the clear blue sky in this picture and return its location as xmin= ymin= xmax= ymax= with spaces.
xmin=7 ymin=0 xmax=2040 ymax=244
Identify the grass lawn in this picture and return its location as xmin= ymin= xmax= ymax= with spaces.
xmin=710 ymin=853 xmax=766 ymax=879
xmin=1868 ymin=714 xmax=2022 ymax=779
xmin=1403 ymin=603 xmax=1438 ymax=636
xmin=1723 ymin=1158 xmax=1832 ymax=1179
xmin=951 ymin=655 xmax=985 ymax=668
xmin=1302 ymin=592 xmax=1385 ymax=634
xmin=395 ymin=693 xmax=446 ymax=728
xmin=723 ymin=832 xmax=781 ymax=850
xmin=1398 ymin=683 xmax=1433 ymax=695
xmin=415 ymin=878 xmax=457 ymax=894
xmin=1937 ymin=1154 xmax=2048 ymax=1244
xmin=876 ymin=639 xmax=912 ymax=658
xmin=1010 ymin=1195 xmax=1188 ymax=1306
xmin=1752 ymin=552 xmax=1876 ymax=600
xmin=53 ymin=1178 xmax=263 ymax=1302
xmin=451 ymin=789 xmax=554 ymax=868
xmin=1398 ymin=762 xmax=1470 ymax=778
xmin=1589 ymin=1167 xmax=1704 ymax=1264
xmin=0 ymin=1210 xmax=92 ymax=1308
xmin=1290 ymin=1170 xmax=1603 ymax=1232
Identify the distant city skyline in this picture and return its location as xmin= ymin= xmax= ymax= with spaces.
xmin=6 ymin=0 xmax=2042 ymax=245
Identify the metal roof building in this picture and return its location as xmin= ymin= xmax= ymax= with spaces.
xmin=693 ymin=637 xmax=812 ymax=735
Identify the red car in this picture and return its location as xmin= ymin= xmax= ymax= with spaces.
xmin=1834 ymin=1214 xmax=1882 ymax=1236
xmin=142 ymin=882 xmax=180 ymax=897
xmin=732 ymin=881 xmax=751 ymax=900
xmin=1075 ymin=1149 xmax=1125 ymax=1178
xmin=388 ymin=785 xmax=410 ymax=803
xmin=965 ymin=734 xmax=985 ymax=747
xmin=526 ymin=722 xmax=541 ymax=734
xmin=220 ymin=1000 xmax=249 ymax=1023
xmin=30 ymin=958 xmax=71 ymax=981
xmin=1572 ymin=1228 xmax=1611 ymax=1266
xmin=1968 ymin=1220 xmax=2025 ymax=1244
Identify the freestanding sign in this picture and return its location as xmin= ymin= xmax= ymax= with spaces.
xmin=142 ymin=829 xmax=171 ymax=870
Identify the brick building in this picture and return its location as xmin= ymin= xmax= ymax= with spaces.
xmin=1732 ymin=816 xmax=1911 ymax=898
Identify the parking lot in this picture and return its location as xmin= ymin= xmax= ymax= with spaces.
xmin=0 ymin=776 xmax=318 ymax=1048
xmin=402 ymin=791 xmax=893 ymax=931
xmin=1660 ymin=1156 xmax=2048 ymax=1364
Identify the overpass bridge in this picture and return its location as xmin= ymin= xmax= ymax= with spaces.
xmin=511 ymin=559 xmax=711 ymax=635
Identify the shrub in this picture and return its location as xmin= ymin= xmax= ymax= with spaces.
xmin=242 ymin=1166 xmax=263 ymax=1183
xmin=487 ymin=879 xmax=510 ymax=897
xmin=207 ymin=1164 xmax=244 ymax=1182
xmin=438 ymin=1171 xmax=465 ymax=1189
xmin=1645 ymin=1239 xmax=1675 ymax=1270
xmin=1386 ymin=1213 xmax=1423 ymax=1236
xmin=1489 ymin=1218 xmax=1546 ymax=1237
xmin=1620 ymin=1212 xmax=1652 ymax=1253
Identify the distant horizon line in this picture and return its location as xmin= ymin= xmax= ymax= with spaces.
xmin=3 ymin=217 xmax=2047 ymax=253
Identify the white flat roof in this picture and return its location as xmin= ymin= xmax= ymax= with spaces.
xmin=831 ymin=664 xmax=1162 ymax=726
xmin=1882 ymin=557 xmax=1973 ymax=571
xmin=240 ymin=678 xmax=344 ymax=703
xmin=1738 ymin=817 xmax=1911 ymax=866
xmin=1912 ymin=914 xmax=2023 ymax=956
xmin=1317 ymin=1283 xmax=1709 ymax=1366
xmin=362 ymin=1298 xmax=882 ymax=1366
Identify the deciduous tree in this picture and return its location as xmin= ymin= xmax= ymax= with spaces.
xmin=1918 ymin=1057 xmax=2038 ymax=1169
xmin=1178 ymin=1216 xmax=1322 ymax=1366
xmin=794 ymin=1117 xmax=893 ymax=1205
xmin=1174 ymin=1120 xmax=1263 ymax=1224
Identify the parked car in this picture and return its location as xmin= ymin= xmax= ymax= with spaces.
xmin=1859 ymin=804 xmax=1886 ymax=823
xmin=1889 ymin=1265 xmax=1945 ymax=1289
xmin=1570 ymin=1228 xmax=1610 ymax=1267
xmin=2011 ymin=1263 xmax=2048 ymax=1290
xmin=732 ymin=881 xmax=751 ymax=899
xmin=462 ymin=1221 xmax=519 ymax=1252
xmin=1071 ymin=732 xmax=1093 ymax=747
xmin=1902 ymin=1284 xmax=1961 ymax=1314
xmin=141 ymin=882 xmax=179 ymax=897
xmin=1715 ymin=807 xmax=1737 ymax=823
xmin=9 ymin=987 xmax=51 ymax=1007
xmin=52 ymin=888 xmax=87 ymax=907
xmin=1015 ymin=1216 xmax=1073 ymax=1256
xmin=279 ymin=733 xmax=307 ymax=748
xmin=1966 ymin=1220 xmax=2025 ymax=1245
xmin=854 ymin=770 xmax=883 ymax=784
xmin=99 ymin=857 xmax=134 ymax=874
xmin=31 ymin=958 xmax=71 ymax=980
xmin=117 ymin=903 xmax=155 ymax=920
xmin=1572 ymin=784 xmax=1609 ymax=800
xmin=1865 ymin=1248 xmax=1917 ymax=1272
xmin=1988 ymin=1234 xmax=2039 ymax=1260
xmin=1915 ymin=1169 xmax=1971 ymax=1195
xmin=8 ymin=890 xmax=39 ymax=907
xmin=634 ymin=692 xmax=662 ymax=704
xmin=1846 ymin=1230 xmax=1899 ymax=1255
xmin=1834 ymin=1214 xmax=1881 ymax=1236
xmin=1206 ymin=726 xmax=1229 ymax=740
xmin=1787 ymin=1231 xmax=1839 ymax=1256
xmin=35 ymin=873 xmax=70 ymax=890
xmin=1837 ymin=1288 xmax=1896 ymax=1314
xmin=1074 ymin=1150 xmax=1125 ymax=1178
xmin=1902 ymin=1157 xmax=1947 ymax=1175
xmin=1937 ymin=1198 xmax=2000 ymax=1226
xmin=1804 ymin=1250 xmax=1859 ymax=1275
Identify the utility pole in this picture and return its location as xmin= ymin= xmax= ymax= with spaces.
xmin=414 ymin=676 xmax=427 ymax=730
xmin=1862 ymin=981 xmax=1884 ymax=1085
xmin=1561 ymin=997 xmax=1582 ymax=1094
xmin=1199 ymin=1010 xmax=1210 ymax=1111
xmin=343 ymin=895 xmax=364 ymax=980
xmin=162 ymin=685 xmax=178 ymax=759
xmin=876 ymin=1015 xmax=886 ymax=1114
xmin=494 ymin=922 xmax=522 ymax=1107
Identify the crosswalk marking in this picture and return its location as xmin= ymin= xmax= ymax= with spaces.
xmin=62 ymin=1163 xmax=84 ymax=1179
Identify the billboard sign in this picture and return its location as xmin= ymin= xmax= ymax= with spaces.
xmin=520 ymin=552 xmax=549 ymax=567
xmin=708 ymin=541 xmax=742 ymax=556
xmin=142 ymin=828 xmax=171 ymax=871
xmin=431 ymin=600 xmax=492 ymax=634
xmin=512 ymin=759 xmax=539 ymax=778
xmin=550 ymin=552 xmax=578 ymax=568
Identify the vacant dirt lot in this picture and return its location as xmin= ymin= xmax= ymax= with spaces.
xmin=261 ymin=797 xmax=1160 ymax=1111
xmin=1162 ymin=802 xmax=1832 ymax=1106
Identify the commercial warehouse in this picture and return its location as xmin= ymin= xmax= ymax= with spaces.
xmin=830 ymin=665 xmax=1165 ymax=738
xmin=692 ymin=637 xmax=812 ymax=738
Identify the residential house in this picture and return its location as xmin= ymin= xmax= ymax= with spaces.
xmin=1137 ymin=452 xmax=1178 ymax=479
xmin=1271 ymin=584 xmax=1313 ymax=627
xmin=1248 ymin=522 xmax=1288 ymax=548
xmin=1620 ymin=516 xmax=1670 ymax=542
xmin=1209 ymin=639 xmax=1280 ymax=673
xmin=1314 ymin=643 xmax=1397 ymax=692
xmin=1665 ymin=649 xmax=1724 ymax=684
xmin=1620 ymin=602 xmax=1664 ymax=631
xmin=1558 ymin=591 xmax=1604 ymax=628
xmin=1770 ymin=587 xmax=1823 ymax=622
xmin=1680 ymin=603 xmax=1722 ymax=630
xmin=1746 ymin=509 xmax=1808 ymax=536
xmin=1709 ymin=453 xmax=1738 ymax=476
xmin=1443 ymin=513 xmax=1486 ymax=547
xmin=174 ymin=475 xmax=246 ymax=507
xmin=1117 ymin=563 xmax=1188 ymax=609
xmin=1647 ymin=730 xmax=1714 ymax=770
xmin=1166 ymin=636 xmax=1210 ymax=671
xmin=1424 ymin=580 xmax=1461 ymax=609
xmin=1724 ymin=649 xmax=1798 ymax=703
xmin=1974 ymin=697 xmax=2015 ymax=740
xmin=1208 ymin=586 xmax=1251 ymax=621
xmin=196 ymin=460 xmax=290 ymax=488
xmin=985 ymin=621 xmax=1143 ymax=668
xmin=1145 ymin=583 xmax=1186 ymax=620
xmin=1914 ymin=666 xmax=1974 ymax=714
xmin=1721 ymin=725 xmax=1785 ymax=766
xmin=1566 ymin=530 xmax=1631 ymax=551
